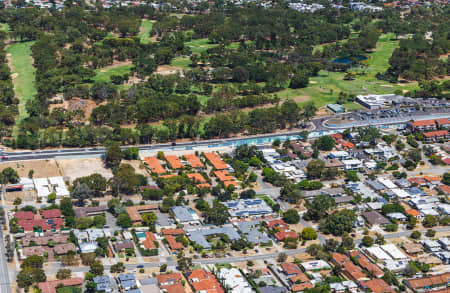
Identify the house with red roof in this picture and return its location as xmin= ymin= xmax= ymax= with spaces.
xmin=14 ymin=211 xmax=34 ymax=220
xmin=274 ymin=230 xmax=298 ymax=241
xmin=42 ymin=209 xmax=62 ymax=219
xmin=157 ymin=273 xmax=183 ymax=286
xmin=186 ymin=269 xmax=224 ymax=293
xmin=423 ymin=130 xmax=449 ymax=143
xmin=407 ymin=119 xmax=437 ymax=132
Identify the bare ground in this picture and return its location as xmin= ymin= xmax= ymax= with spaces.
xmin=57 ymin=158 xmax=113 ymax=181
xmin=0 ymin=159 xmax=62 ymax=178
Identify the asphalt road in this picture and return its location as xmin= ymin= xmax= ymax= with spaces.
xmin=0 ymin=228 xmax=11 ymax=293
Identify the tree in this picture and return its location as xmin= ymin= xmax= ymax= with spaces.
xmin=89 ymin=261 xmax=104 ymax=276
xmin=13 ymin=197 xmax=22 ymax=206
xmin=410 ymin=231 xmax=421 ymax=239
xmin=362 ymin=236 xmax=374 ymax=247
xmin=123 ymin=147 xmax=139 ymax=160
xmin=105 ymin=144 xmax=123 ymax=168
xmin=320 ymin=209 xmax=356 ymax=236
xmin=407 ymin=149 xmax=422 ymax=163
xmin=289 ymin=72 xmax=309 ymax=89
xmin=110 ymin=262 xmax=125 ymax=273
xmin=71 ymin=183 xmax=91 ymax=207
xmin=277 ymin=252 xmax=287 ymax=263
xmin=304 ymin=194 xmax=336 ymax=221
xmin=21 ymin=255 xmax=44 ymax=269
xmin=283 ymin=209 xmax=300 ymax=224
xmin=346 ymin=170 xmax=359 ymax=182
xmin=423 ymin=215 xmax=438 ymax=228
xmin=116 ymin=213 xmax=132 ymax=228
xmin=109 ymin=164 xmax=140 ymax=195
xmin=1 ymin=167 xmax=19 ymax=184
xmin=306 ymin=160 xmax=325 ymax=179
xmin=176 ymin=257 xmax=193 ymax=272
xmin=314 ymin=136 xmax=336 ymax=151
xmin=443 ymin=172 xmax=450 ymax=185
xmin=56 ymin=269 xmax=72 ymax=280
xmin=301 ymin=227 xmax=317 ymax=240
xmin=426 ymin=229 xmax=436 ymax=237
xmin=204 ymin=201 xmax=229 ymax=225
xmin=80 ymin=253 xmax=97 ymax=266
xmin=73 ymin=174 xmax=107 ymax=197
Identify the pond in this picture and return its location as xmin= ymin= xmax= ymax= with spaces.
xmin=333 ymin=55 xmax=368 ymax=64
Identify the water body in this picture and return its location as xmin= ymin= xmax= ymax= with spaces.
xmin=333 ymin=55 xmax=368 ymax=64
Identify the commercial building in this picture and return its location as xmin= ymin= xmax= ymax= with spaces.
xmin=225 ymin=199 xmax=272 ymax=218
xmin=327 ymin=104 xmax=345 ymax=114
xmin=356 ymin=94 xmax=405 ymax=109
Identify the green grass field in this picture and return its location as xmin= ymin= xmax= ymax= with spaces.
xmin=92 ymin=63 xmax=133 ymax=83
xmin=0 ymin=23 xmax=10 ymax=32
xmin=276 ymin=33 xmax=419 ymax=109
xmin=7 ymin=41 xmax=36 ymax=128
xmin=139 ymin=20 xmax=153 ymax=44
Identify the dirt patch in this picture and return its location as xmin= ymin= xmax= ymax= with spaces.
xmin=156 ymin=65 xmax=183 ymax=75
xmin=49 ymin=98 xmax=102 ymax=121
xmin=380 ymin=84 xmax=393 ymax=87
xmin=122 ymin=160 xmax=150 ymax=176
xmin=98 ymin=60 xmax=132 ymax=72
xmin=309 ymin=81 xmax=317 ymax=84
xmin=0 ymin=159 xmax=62 ymax=178
xmin=57 ymin=158 xmax=113 ymax=181
xmin=5 ymin=190 xmax=36 ymax=203
xmin=291 ymin=95 xmax=310 ymax=103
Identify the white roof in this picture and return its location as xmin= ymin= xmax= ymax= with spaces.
xmin=218 ymin=268 xmax=252 ymax=293
xmin=301 ymin=260 xmax=331 ymax=270
xmin=365 ymin=246 xmax=392 ymax=260
xmin=378 ymin=178 xmax=397 ymax=189
xmin=421 ymin=208 xmax=440 ymax=216
xmin=330 ymin=151 xmax=349 ymax=157
xmin=55 ymin=186 xmax=70 ymax=197
xmin=342 ymin=159 xmax=362 ymax=165
xmin=33 ymin=178 xmax=49 ymax=187
xmin=19 ymin=177 xmax=34 ymax=185
xmin=48 ymin=176 xmax=65 ymax=186
xmin=391 ymin=188 xmax=410 ymax=198
xmin=381 ymin=244 xmax=407 ymax=260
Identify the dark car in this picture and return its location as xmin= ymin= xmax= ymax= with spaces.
xmin=137 ymin=264 xmax=144 ymax=268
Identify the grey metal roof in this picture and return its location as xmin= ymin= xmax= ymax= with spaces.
xmin=171 ymin=206 xmax=195 ymax=222
xmin=260 ymin=286 xmax=287 ymax=293
xmin=139 ymin=278 xmax=158 ymax=286
xmin=366 ymin=180 xmax=385 ymax=191
xmin=186 ymin=225 xmax=240 ymax=249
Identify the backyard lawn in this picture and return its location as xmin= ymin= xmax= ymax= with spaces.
xmin=7 ymin=41 xmax=36 ymax=128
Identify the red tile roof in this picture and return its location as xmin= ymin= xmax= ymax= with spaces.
xmin=214 ymin=170 xmax=234 ymax=182
xmin=204 ymin=153 xmax=227 ymax=170
xmin=38 ymin=278 xmax=83 ymax=293
xmin=281 ymin=263 xmax=302 ymax=275
xmin=187 ymin=173 xmax=207 ymax=183
xmin=438 ymin=185 xmax=450 ymax=194
xmin=361 ymin=279 xmax=395 ymax=293
xmin=143 ymin=232 xmax=156 ymax=250
xmin=423 ymin=130 xmax=448 ymax=137
xmin=157 ymin=273 xmax=183 ymax=285
xmin=411 ymin=119 xmax=436 ymax=127
xmin=41 ymin=209 xmax=61 ymax=219
xmin=166 ymin=235 xmax=184 ymax=250
xmin=274 ymin=230 xmax=298 ymax=241
xmin=349 ymin=250 xmax=384 ymax=278
xmin=267 ymin=219 xmax=288 ymax=230
xmin=165 ymin=156 xmax=184 ymax=169
xmin=162 ymin=228 xmax=185 ymax=236
xmin=144 ymin=157 xmax=165 ymax=174
xmin=14 ymin=211 xmax=34 ymax=220
xmin=292 ymin=282 xmax=313 ymax=292
xmin=435 ymin=118 xmax=450 ymax=125
xmin=160 ymin=283 xmax=186 ymax=293
xmin=18 ymin=218 xmax=63 ymax=231
xmin=184 ymin=154 xmax=204 ymax=168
